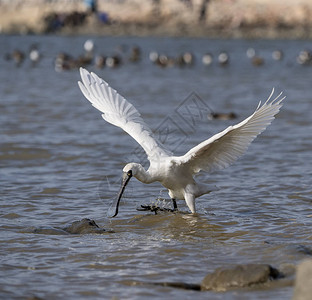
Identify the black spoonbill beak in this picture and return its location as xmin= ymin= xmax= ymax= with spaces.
xmin=107 ymin=170 xmax=132 ymax=217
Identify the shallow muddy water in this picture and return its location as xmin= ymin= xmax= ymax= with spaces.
xmin=1 ymin=35 xmax=311 ymax=299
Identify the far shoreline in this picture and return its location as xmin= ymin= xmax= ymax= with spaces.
xmin=2 ymin=0 xmax=312 ymax=40
xmin=2 ymin=24 xmax=312 ymax=41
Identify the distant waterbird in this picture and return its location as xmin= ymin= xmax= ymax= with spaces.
xmin=78 ymin=68 xmax=285 ymax=217
xmin=218 ymin=51 xmax=229 ymax=66
xmin=202 ymin=53 xmax=213 ymax=66
xmin=272 ymin=50 xmax=284 ymax=61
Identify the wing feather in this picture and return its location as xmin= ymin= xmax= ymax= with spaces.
xmin=78 ymin=68 xmax=172 ymax=161
xmin=179 ymin=89 xmax=285 ymax=174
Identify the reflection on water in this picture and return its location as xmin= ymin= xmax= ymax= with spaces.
xmin=1 ymin=35 xmax=312 ymax=299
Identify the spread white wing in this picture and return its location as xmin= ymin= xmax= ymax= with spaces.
xmin=179 ymin=89 xmax=285 ymax=174
xmin=78 ymin=68 xmax=172 ymax=161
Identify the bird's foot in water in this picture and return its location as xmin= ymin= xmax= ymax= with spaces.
xmin=137 ymin=198 xmax=178 ymax=215
xmin=137 ymin=204 xmax=177 ymax=215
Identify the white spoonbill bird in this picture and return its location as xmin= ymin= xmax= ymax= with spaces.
xmin=78 ymin=68 xmax=285 ymax=217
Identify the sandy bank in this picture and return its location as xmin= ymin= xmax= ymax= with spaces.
xmin=1 ymin=0 xmax=312 ymax=38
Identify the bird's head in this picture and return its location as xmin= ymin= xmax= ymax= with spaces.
xmin=122 ymin=163 xmax=142 ymax=178
xmin=107 ymin=163 xmax=144 ymax=218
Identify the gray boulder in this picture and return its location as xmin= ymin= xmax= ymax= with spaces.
xmin=201 ymin=264 xmax=280 ymax=291
xmin=64 ymin=218 xmax=106 ymax=234
xmin=33 ymin=218 xmax=107 ymax=235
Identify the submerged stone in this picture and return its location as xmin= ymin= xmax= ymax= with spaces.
xmin=63 ymin=218 xmax=106 ymax=234
xmin=201 ymin=264 xmax=281 ymax=291
xmin=33 ymin=218 xmax=107 ymax=235
xmin=124 ymin=263 xmax=290 ymax=293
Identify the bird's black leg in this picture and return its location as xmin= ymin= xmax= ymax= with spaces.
xmin=172 ymin=199 xmax=178 ymax=211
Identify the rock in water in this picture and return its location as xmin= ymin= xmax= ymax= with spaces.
xmin=32 ymin=218 xmax=106 ymax=235
xmin=201 ymin=264 xmax=280 ymax=291
xmin=293 ymin=259 xmax=312 ymax=300
xmin=64 ymin=218 xmax=106 ymax=234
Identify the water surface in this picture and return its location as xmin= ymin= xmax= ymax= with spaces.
xmin=1 ymin=35 xmax=311 ymax=299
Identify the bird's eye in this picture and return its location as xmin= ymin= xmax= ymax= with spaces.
xmin=127 ymin=170 xmax=132 ymax=176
